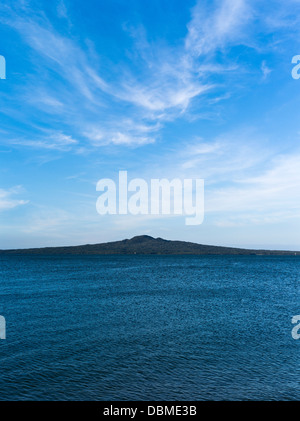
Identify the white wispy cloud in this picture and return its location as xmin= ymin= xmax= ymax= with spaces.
xmin=0 ymin=0 xmax=260 ymax=151
xmin=0 ymin=186 xmax=28 ymax=211
xmin=179 ymin=130 xmax=272 ymax=181
xmin=83 ymin=118 xmax=159 ymax=147
xmin=8 ymin=132 xmax=78 ymax=151
xmin=139 ymin=129 xmax=300 ymax=227
xmin=21 ymin=206 xmax=72 ymax=235
xmin=56 ymin=0 xmax=68 ymax=20
xmin=185 ymin=0 xmax=251 ymax=57
xmin=261 ymin=60 xmax=272 ymax=79
xmin=205 ymin=150 xmax=300 ymax=225
xmin=2 ymin=0 xmax=300 ymax=156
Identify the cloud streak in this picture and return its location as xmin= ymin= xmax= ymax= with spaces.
xmin=0 ymin=186 xmax=28 ymax=211
xmin=0 ymin=0 xmax=264 ymax=151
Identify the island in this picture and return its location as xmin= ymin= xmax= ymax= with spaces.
xmin=0 ymin=235 xmax=299 ymax=255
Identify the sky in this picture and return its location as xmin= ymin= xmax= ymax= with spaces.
xmin=1 ymin=0 xmax=300 ymax=250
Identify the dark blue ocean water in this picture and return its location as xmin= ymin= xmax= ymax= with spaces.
xmin=0 ymin=254 xmax=299 ymax=401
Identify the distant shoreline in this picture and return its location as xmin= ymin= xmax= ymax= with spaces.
xmin=1 ymin=235 xmax=299 ymax=256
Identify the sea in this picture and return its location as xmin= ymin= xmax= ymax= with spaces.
xmin=0 ymin=254 xmax=299 ymax=401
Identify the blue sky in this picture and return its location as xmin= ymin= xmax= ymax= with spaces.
xmin=1 ymin=0 xmax=300 ymax=250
